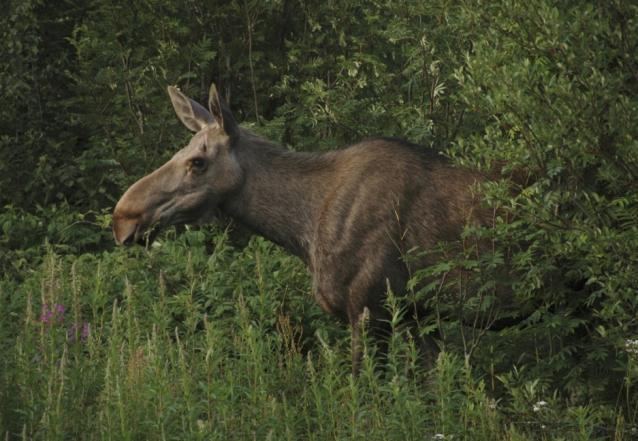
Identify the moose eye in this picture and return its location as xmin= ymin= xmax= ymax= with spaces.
xmin=190 ymin=157 xmax=206 ymax=169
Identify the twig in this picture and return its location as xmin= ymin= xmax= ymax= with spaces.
xmin=244 ymin=0 xmax=260 ymax=123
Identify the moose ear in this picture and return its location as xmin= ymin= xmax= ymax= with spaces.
xmin=208 ymin=83 xmax=239 ymax=140
xmin=167 ymin=86 xmax=214 ymax=132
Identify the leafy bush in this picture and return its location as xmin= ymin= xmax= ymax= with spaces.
xmin=445 ymin=0 xmax=638 ymax=404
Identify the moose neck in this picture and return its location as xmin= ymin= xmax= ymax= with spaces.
xmin=220 ymin=132 xmax=333 ymax=262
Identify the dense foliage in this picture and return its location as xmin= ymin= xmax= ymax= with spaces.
xmin=1 ymin=0 xmax=637 ymax=438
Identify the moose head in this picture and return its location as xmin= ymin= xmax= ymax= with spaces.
xmin=112 ymin=85 xmax=243 ymax=245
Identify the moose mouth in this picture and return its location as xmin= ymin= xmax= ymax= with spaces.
xmin=114 ymin=209 xmax=215 ymax=247
xmin=115 ymin=221 xmax=162 ymax=247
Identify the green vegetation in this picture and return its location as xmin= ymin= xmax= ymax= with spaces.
xmin=1 ymin=0 xmax=637 ymax=439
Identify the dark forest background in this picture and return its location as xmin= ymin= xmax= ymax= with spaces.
xmin=1 ymin=0 xmax=637 ymax=438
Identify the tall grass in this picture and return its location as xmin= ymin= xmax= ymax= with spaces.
xmin=0 ymin=230 xmax=635 ymax=440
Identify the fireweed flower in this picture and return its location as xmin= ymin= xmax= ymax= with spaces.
xmin=68 ymin=321 xmax=90 ymax=343
xmin=39 ymin=303 xmax=90 ymax=344
xmin=39 ymin=303 xmax=66 ymax=325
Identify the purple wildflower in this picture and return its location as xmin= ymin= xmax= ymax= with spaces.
xmin=40 ymin=303 xmax=65 ymax=325
xmin=39 ymin=303 xmax=90 ymax=345
xmin=82 ymin=321 xmax=90 ymax=341
xmin=68 ymin=321 xmax=90 ymax=343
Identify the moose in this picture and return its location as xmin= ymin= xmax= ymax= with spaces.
xmin=113 ymin=83 xmax=489 ymax=374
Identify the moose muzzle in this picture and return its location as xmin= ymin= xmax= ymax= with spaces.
xmin=112 ymin=212 xmax=140 ymax=246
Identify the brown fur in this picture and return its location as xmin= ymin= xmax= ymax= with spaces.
xmin=113 ymin=84 xmax=488 ymax=374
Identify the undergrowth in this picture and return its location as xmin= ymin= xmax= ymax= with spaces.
xmin=1 ymin=229 xmax=635 ymax=440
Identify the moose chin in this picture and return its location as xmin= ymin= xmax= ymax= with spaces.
xmin=113 ymin=83 xmax=490 ymax=375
